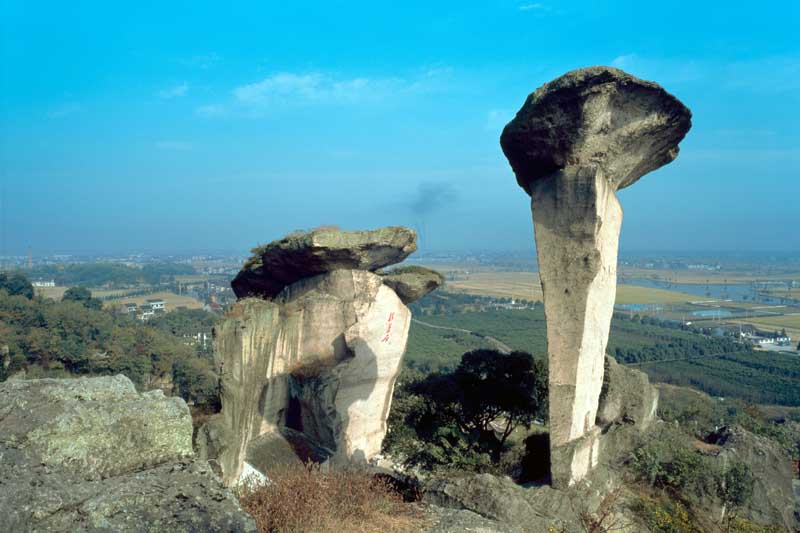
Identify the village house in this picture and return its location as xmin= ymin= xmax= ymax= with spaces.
xmin=145 ymin=298 xmax=166 ymax=311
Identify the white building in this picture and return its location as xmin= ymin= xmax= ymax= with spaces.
xmin=145 ymin=298 xmax=166 ymax=311
xmin=138 ymin=304 xmax=155 ymax=321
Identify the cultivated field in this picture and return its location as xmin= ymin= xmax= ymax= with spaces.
xmin=35 ymin=286 xmax=68 ymax=300
xmin=620 ymin=267 xmax=800 ymax=285
xmin=104 ymin=291 xmax=205 ymax=311
xmin=174 ymin=274 xmax=210 ymax=284
xmin=445 ymin=271 xmax=543 ymax=301
xmin=434 ymin=269 xmax=699 ymax=305
xmin=36 ymin=286 xmax=139 ymax=301
xmin=730 ymin=315 xmax=800 ymax=341
xmin=615 ymin=285 xmax=699 ymax=305
xmin=763 ymin=288 xmax=800 ymax=299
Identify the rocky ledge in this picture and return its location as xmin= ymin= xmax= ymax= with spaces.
xmin=0 ymin=375 xmax=256 ymax=532
xmin=379 ymin=265 xmax=444 ymax=304
xmin=231 ymin=226 xmax=418 ymax=299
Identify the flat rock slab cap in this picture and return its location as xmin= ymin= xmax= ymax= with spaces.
xmin=232 ymin=226 xmax=417 ymax=299
xmin=379 ymin=266 xmax=444 ymax=304
xmin=500 ymin=66 xmax=692 ymax=193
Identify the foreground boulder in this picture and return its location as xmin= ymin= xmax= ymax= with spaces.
xmin=500 ymin=66 xmax=691 ymax=487
xmin=231 ymin=226 xmax=417 ymax=299
xmin=596 ymin=356 xmax=659 ymax=428
xmin=204 ymin=227 xmax=441 ymax=486
xmin=0 ymin=375 xmax=255 ymax=532
xmin=709 ymin=425 xmax=798 ymax=530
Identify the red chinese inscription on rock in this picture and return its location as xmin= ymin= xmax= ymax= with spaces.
xmin=380 ymin=312 xmax=395 ymax=343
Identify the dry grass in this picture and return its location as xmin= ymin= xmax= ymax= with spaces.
xmin=35 ymin=286 xmax=68 ymax=300
xmin=36 ymin=286 xmax=143 ymax=301
xmin=619 ymin=267 xmax=800 ymax=285
xmin=446 ymin=271 xmax=544 ymax=301
xmin=103 ymin=290 xmax=205 ymax=311
xmin=238 ymin=463 xmax=422 ymax=533
xmin=615 ymin=285 xmax=698 ymax=305
xmin=437 ymin=268 xmax=698 ymax=305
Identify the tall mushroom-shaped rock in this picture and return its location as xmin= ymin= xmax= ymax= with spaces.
xmin=500 ymin=67 xmax=691 ymax=487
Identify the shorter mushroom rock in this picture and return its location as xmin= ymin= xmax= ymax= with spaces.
xmin=232 ymin=226 xmax=418 ymax=299
xmin=380 ymin=266 xmax=444 ymax=304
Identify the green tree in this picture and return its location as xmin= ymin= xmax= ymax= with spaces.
xmin=62 ymin=286 xmax=103 ymax=310
xmin=0 ymin=272 xmax=34 ymax=299
xmin=454 ymin=350 xmax=548 ymax=452
xmin=718 ymin=461 xmax=753 ymax=509
xmin=385 ymin=350 xmax=548 ymax=469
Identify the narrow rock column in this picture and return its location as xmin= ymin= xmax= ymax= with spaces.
xmin=531 ymin=166 xmax=621 ymax=486
xmin=500 ymin=67 xmax=692 ymax=487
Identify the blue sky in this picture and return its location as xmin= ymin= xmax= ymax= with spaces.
xmin=1 ymin=0 xmax=798 ymax=256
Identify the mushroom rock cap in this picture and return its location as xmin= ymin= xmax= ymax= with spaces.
xmin=231 ymin=226 xmax=418 ymax=299
xmin=500 ymin=66 xmax=692 ymax=194
xmin=379 ymin=265 xmax=444 ymax=304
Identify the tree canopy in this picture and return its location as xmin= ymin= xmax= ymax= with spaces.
xmin=0 ymin=272 xmax=34 ymax=299
xmin=63 ymin=286 xmax=103 ymax=310
xmin=384 ymin=349 xmax=547 ymax=470
xmin=0 ymin=285 xmax=219 ymax=408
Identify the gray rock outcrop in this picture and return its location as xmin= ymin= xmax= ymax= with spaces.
xmin=500 ymin=66 xmax=691 ymax=488
xmin=0 ymin=375 xmax=256 ymax=532
xmin=596 ymin=356 xmax=659 ymax=428
xmin=379 ymin=266 xmax=444 ymax=304
xmin=205 ymin=227 xmax=441 ymax=486
xmin=709 ymin=425 xmax=799 ymax=530
xmin=231 ymin=226 xmax=417 ymax=299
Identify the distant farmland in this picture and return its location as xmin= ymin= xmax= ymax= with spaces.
xmin=445 ymin=271 xmax=543 ymax=301
xmin=36 ymin=286 xmax=139 ymax=301
xmin=730 ymin=315 xmax=800 ymax=341
xmin=104 ymin=291 xmax=205 ymax=311
xmin=437 ymin=269 xmax=698 ymax=305
xmin=615 ymin=285 xmax=699 ymax=305
xmin=619 ymin=267 xmax=800 ymax=285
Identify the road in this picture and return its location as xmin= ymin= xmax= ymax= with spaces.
xmin=410 ymin=318 xmax=513 ymax=354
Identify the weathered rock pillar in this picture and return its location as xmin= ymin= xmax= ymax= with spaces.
xmin=500 ymin=67 xmax=691 ymax=487
xmin=200 ymin=227 xmax=443 ymax=486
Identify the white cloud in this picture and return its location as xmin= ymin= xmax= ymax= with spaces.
xmin=156 ymin=140 xmax=192 ymax=151
xmin=197 ymin=67 xmax=452 ymax=117
xmin=232 ymin=72 xmax=408 ymax=107
xmin=158 ymin=83 xmax=189 ymax=99
xmin=47 ymin=103 xmax=82 ymax=118
xmin=195 ymin=104 xmax=226 ymax=117
xmin=519 ymin=3 xmax=545 ymax=10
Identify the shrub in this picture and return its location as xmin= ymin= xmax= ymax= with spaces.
xmin=718 ymin=461 xmax=753 ymax=509
xmin=237 ymin=463 xmax=421 ymax=533
xmin=629 ymin=426 xmax=718 ymax=496
xmin=634 ymin=496 xmax=694 ymax=533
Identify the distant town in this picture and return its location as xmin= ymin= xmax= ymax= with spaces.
xmin=2 ymin=249 xmax=799 ymax=355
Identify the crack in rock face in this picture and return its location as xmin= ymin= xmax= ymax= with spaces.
xmin=500 ymin=66 xmax=691 ymax=488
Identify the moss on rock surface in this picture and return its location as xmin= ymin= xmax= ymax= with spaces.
xmin=0 ymin=375 xmax=256 ymax=532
